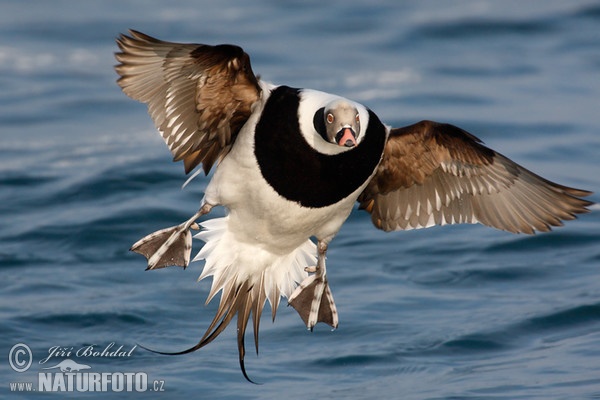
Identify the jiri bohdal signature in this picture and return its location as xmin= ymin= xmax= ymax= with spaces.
xmin=39 ymin=342 xmax=137 ymax=365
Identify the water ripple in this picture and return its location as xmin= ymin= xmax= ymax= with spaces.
xmin=411 ymin=17 xmax=557 ymax=41
xmin=418 ymin=302 xmax=600 ymax=357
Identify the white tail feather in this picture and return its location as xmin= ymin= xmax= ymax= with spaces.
xmin=193 ymin=217 xmax=315 ymax=309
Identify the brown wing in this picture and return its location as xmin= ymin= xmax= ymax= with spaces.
xmin=358 ymin=120 xmax=593 ymax=233
xmin=115 ymin=30 xmax=261 ymax=174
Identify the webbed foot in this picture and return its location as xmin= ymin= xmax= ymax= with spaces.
xmin=131 ymin=205 xmax=212 ymax=270
xmin=288 ymin=275 xmax=338 ymax=330
xmin=288 ymin=241 xmax=338 ymax=330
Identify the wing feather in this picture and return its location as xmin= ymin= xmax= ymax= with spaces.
xmin=359 ymin=120 xmax=592 ymax=233
xmin=115 ymin=30 xmax=261 ymax=174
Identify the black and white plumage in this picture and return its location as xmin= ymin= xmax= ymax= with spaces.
xmin=115 ymin=30 xmax=592 ymax=382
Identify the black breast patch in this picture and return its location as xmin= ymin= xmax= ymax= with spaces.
xmin=254 ymin=86 xmax=387 ymax=208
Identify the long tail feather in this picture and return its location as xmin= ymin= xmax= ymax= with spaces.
xmin=252 ymin=273 xmax=267 ymax=355
xmin=139 ymin=277 xmax=268 ymax=383
xmin=139 ymin=281 xmax=249 ymax=355
xmin=236 ymin=284 xmax=255 ymax=383
xmin=139 ymin=217 xmax=316 ymax=382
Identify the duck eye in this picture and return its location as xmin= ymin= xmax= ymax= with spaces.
xmin=326 ymin=113 xmax=334 ymax=124
xmin=355 ymin=113 xmax=360 ymax=124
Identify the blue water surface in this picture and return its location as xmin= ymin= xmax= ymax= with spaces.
xmin=2 ymin=1 xmax=600 ymax=399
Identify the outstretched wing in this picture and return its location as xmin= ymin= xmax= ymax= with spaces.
xmin=359 ymin=120 xmax=592 ymax=233
xmin=115 ymin=30 xmax=262 ymax=174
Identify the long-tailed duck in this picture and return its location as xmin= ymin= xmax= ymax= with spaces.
xmin=115 ymin=30 xmax=592 ymax=382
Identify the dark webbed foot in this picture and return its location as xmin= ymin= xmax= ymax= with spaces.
xmin=131 ymin=225 xmax=194 ymax=269
xmin=288 ymin=241 xmax=339 ymax=330
xmin=131 ymin=204 xmax=212 ymax=270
